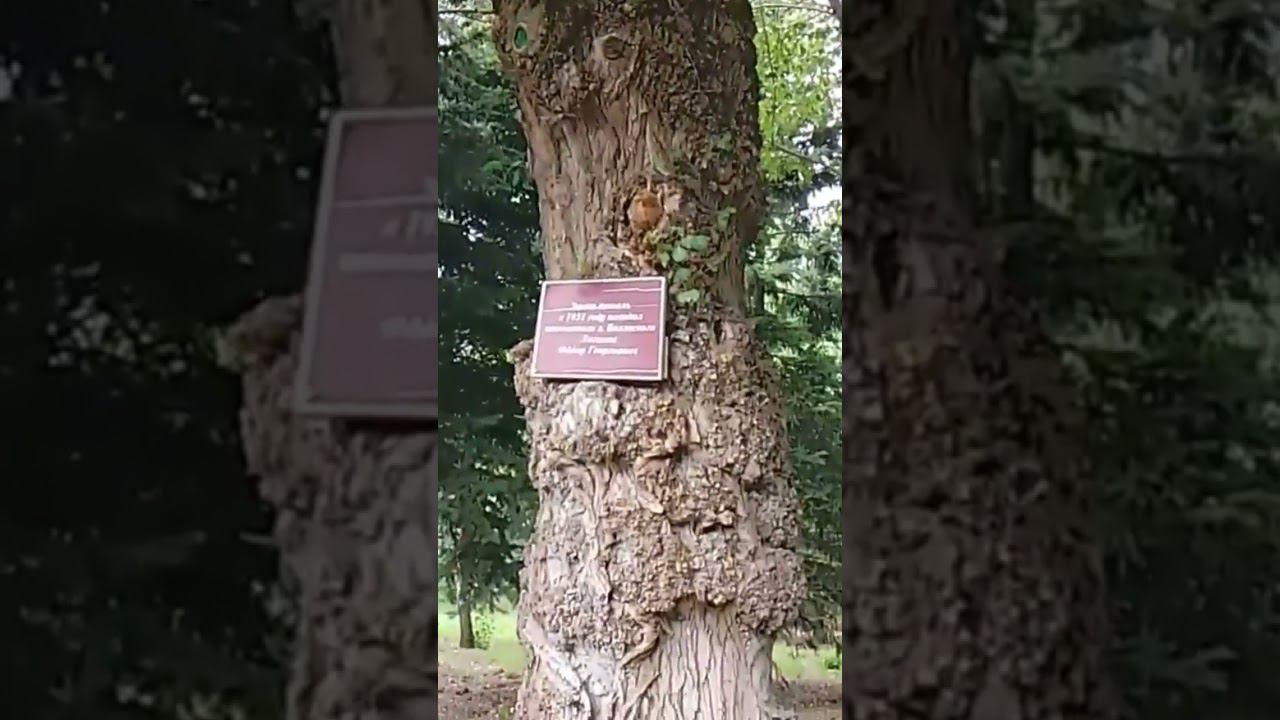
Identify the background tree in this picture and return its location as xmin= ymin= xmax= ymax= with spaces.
xmin=843 ymin=0 xmax=1114 ymax=716
xmin=437 ymin=10 xmax=540 ymax=648
xmin=750 ymin=0 xmax=842 ymax=640
xmin=979 ymin=2 xmax=1280 ymax=717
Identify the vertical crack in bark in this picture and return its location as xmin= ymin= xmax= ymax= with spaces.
xmin=872 ymin=233 xmax=901 ymax=309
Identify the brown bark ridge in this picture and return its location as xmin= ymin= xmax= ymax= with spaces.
xmin=217 ymin=1 xmax=439 ymax=719
xmin=843 ymin=2 xmax=1115 ymax=719
xmin=491 ymin=1 xmax=805 ymax=717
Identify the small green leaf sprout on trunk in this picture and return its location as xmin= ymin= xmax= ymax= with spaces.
xmin=656 ymin=207 xmax=736 ymax=306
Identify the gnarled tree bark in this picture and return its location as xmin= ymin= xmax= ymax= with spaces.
xmin=217 ymin=2 xmax=439 ymax=719
xmin=491 ymin=1 xmax=805 ymax=718
xmin=843 ymin=2 xmax=1115 ymax=719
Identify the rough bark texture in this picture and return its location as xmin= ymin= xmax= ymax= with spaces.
xmin=491 ymin=1 xmax=804 ymax=717
xmin=843 ymin=2 xmax=1115 ymax=719
xmin=217 ymin=2 xmax=439 ymax=719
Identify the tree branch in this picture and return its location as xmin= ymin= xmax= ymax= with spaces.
xmin=1070 ymin=136 xmax=1278 ymax=166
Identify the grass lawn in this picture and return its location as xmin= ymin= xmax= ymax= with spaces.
xmin=438 ymin=600 xmax=840 ymax=681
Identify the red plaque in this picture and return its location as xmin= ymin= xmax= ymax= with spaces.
xmin=530 ymin=277 xmax=668 ymax=382
xmin=295 ymin=107 xmax=438 ymax=419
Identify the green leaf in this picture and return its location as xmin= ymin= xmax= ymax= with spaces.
xmin=676 ymin=289 xmax=701 ymax=304
xmin=716 ymin=208 xmax=736 ymax=231
xmin=680 ymin=234 xmax=710 ymax=252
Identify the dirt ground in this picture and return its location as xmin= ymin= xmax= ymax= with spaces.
xmin=439 ymin=653 xmax=841 ymax=720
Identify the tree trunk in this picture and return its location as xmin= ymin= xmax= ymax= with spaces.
xmin=843 ymin=2 xmax=1115 ymax=719
xmin=491 ymin=1 xmax=804 ymax=718
xmin=457 ymin=596 xmax=476 ymax=650
xmin=456 ymin=563 xmax=477 ymax=649
xmin=217 ymin=2 xmax=438 ymax=719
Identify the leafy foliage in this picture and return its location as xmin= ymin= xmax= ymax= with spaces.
xmin=982 ymin=1 xmax=1280 ymax=717
xmin=0 ymin=0 xmax=331 ymax=716
xmin=437 ymin=7 xmax=539 ymax=616
xmin=751 ymin=0 xmax=842 ymax=639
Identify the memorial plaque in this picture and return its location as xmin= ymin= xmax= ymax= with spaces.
xmin=295 ymin=107 xmax=438 ymax=419
xmin=530 ymin=276 xmax=668 ymax=382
